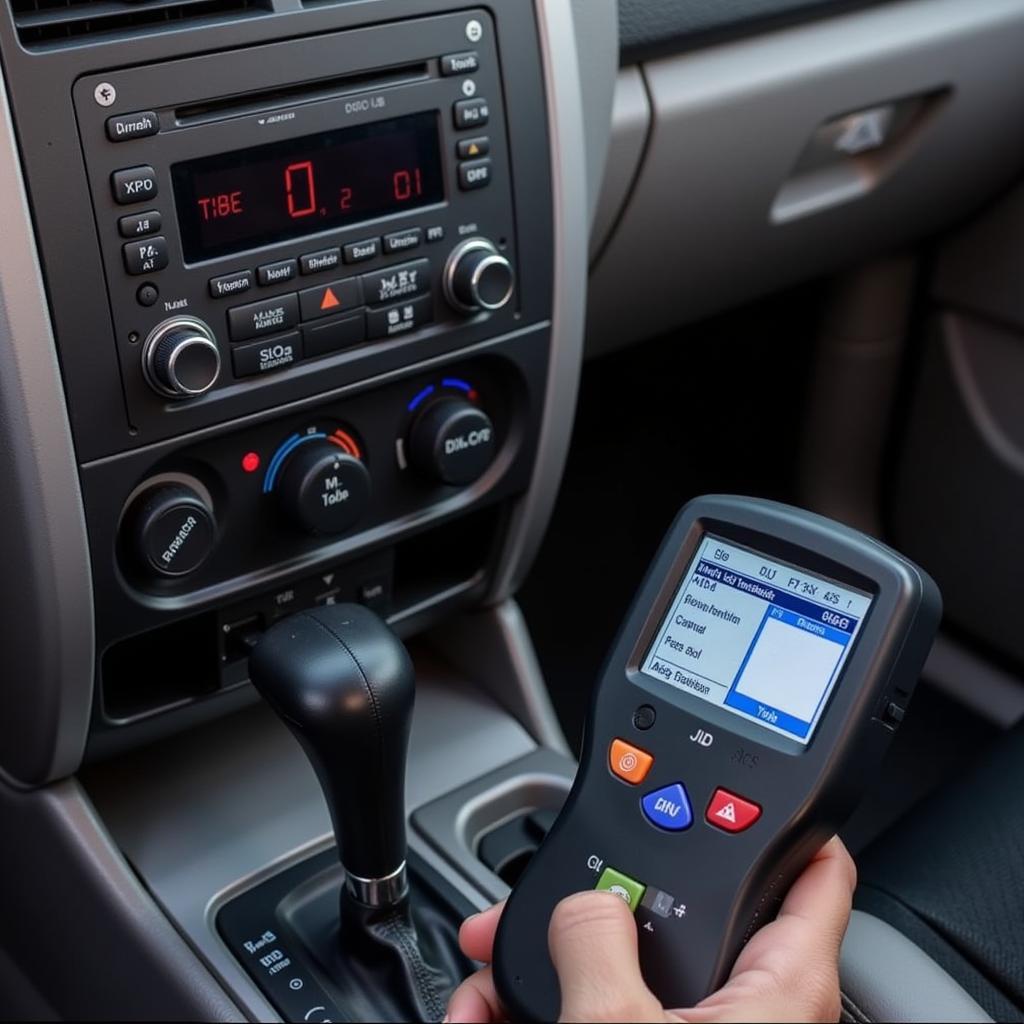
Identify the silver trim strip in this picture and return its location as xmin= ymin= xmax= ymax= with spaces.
xmin=0 ymin=51 xmax=94 ymax=785
xmin=488 ymin=0 xmax=592 ymax=599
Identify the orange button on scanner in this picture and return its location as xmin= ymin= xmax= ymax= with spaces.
xmin=609 ymin=738 xmax=654 ymax=785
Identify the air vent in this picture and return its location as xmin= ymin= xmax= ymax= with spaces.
xmin=11 ymin=0 xmax=272 ymax=49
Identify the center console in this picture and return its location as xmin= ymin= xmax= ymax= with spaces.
xmin=0 ymin=0 xmax=609 ymax=1016
xmin=0 ymin=0 xmax=580 ymax=759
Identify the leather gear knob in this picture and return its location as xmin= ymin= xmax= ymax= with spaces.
xmin=249 ymin=603 xmax=414 ymax=889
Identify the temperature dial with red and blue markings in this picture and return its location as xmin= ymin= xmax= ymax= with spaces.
xmin=404 ymin=377 xmax=496 ymax=486
xmin=263 ymin=427 xmax=370 ymax=536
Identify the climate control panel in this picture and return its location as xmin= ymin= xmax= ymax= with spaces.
xmin=99 ymin=350 xmax=533 ymax=599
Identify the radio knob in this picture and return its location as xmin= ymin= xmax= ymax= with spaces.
xmin=443 ymin=239 xmax=514 ymax=314
xmin=408 ymin=396 xmax=496 ymax=485
xmin=128 ymin=481 xmax=217 ymax=578
xmin=143 ymin=317 xmax=221 ymax=399
xmin=278 ymin=440 xmax=372 ymax=536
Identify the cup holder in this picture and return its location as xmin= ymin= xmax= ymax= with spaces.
xmin=412 ymin=749 xmax=575 ymax=903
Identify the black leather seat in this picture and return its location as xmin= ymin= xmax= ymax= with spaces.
xmin=856 ymin=721 xmax=1024 ymax=1022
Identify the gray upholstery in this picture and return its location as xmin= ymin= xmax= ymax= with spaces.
xmin=840 ymin=911 xmax=991 ymax=1023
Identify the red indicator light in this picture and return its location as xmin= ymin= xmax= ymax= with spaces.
xmin=241 ymin=451 xmax=261 ymax=473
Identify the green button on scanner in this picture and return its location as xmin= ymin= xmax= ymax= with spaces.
xmin=595 ymin=866 xmax=646 ymax=912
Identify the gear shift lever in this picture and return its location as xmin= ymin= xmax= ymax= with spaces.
xmin=241 ymin=603 xmax=472 ymax=1021
xmin=249 ymin=602 xmax=413 ymax=907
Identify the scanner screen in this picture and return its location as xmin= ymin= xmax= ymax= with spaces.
xmin=639 ymin=535 xmax=873 ymax=744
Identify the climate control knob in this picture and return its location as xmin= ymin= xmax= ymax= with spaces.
xmin=128 ymin=481 xmax=217 ymax=578
xmin=408 ymin=396 xmax=496 ymax=486
xmin=277 ymin=439 xmax=372 ymax=536
xmin=443 ymin=239 xmax=514 ymax=314
xmin=143 ymin=317 xmax=221 ymax=399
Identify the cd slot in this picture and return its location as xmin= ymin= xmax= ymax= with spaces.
xmin=174 ymin=61 xmax=431 ymax=126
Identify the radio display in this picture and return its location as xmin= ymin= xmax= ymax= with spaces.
xmin=171 ymin=111 xmax=445 ymax=263
xmin=640 ymin=535 xmax=873 ymax=745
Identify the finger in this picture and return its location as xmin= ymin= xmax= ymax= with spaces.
xmin=459 ymin=902 xmax=505 ymax=963
xmin=779 ymin=836 xmax=857 ymax=924
xmin=446 ymin=965 xmax=504 ymax=1024
xmin=696 ymin=837 xmax=854 ymax=1022
xmin=548 ymin=891 xmax=665 ymax=1023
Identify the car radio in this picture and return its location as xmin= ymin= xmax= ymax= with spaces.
xmin=72 ymin=9 xmax=519 ymax=443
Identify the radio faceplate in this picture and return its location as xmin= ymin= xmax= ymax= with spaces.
xmin=73 ymin=9 xmax=521 ymax=447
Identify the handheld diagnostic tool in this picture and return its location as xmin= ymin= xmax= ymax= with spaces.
xmin=493 ymin=495 xmax=941 ymax=1019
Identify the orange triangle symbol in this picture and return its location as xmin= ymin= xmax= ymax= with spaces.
xmin=468 ymin=143 xmax=479 ymax=156
xmin=320 ymin=287 xmax=341 ymax=311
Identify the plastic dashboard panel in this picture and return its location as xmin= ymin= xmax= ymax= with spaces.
xmin=618 ymin=0 xmax=887 ymax=61
xmin=588 ymin=0 xmax=1024 ymax=357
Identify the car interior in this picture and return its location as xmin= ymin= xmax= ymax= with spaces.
xmin=2 ymin=0 xmax=1024 ymax=1020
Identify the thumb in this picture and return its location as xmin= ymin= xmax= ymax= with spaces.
xmin=548 ymin=891 xmax=665 ymax=1023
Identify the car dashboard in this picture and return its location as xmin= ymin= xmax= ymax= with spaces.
xmin=2 ymin=0 xmax=1024 ymax=1020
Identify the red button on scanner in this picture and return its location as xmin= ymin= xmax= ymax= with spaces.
xmin=705 ymin=788 xmax=761 ymax=833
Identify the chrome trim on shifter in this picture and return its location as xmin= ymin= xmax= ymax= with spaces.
xmin=344 ymin=861 xmax=410 ymax=907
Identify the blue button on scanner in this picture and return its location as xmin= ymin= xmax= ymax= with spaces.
xmin=641 ymin=783 xmax=693 ymax=831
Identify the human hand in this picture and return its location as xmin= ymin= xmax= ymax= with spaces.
xmin=445 ymin=835 xmax=856 ymax=1023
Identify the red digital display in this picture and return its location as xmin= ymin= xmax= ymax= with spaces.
xmin=171 ymin=112 xmax=444 ymax=262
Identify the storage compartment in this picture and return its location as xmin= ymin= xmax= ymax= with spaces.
xmin=101 ymin=613 xmax=220 ymax=721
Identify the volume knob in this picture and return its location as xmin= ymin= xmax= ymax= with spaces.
xmin=444 ymin=239 xmax=514 ymax=314
xmin=143 ymin=317 xmax=221 ymax=399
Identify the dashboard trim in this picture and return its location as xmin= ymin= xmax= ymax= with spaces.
xmin=488 ymin=0 xmax=595 ymax=601
xmin=0 ymin=63 xmax=94 ymax=786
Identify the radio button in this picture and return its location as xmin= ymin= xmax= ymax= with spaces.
xmin=106 ymin=111 xmax=159 ymax=143
xmin=343 ymin=238 xmax=380 ymax=264
xmin=299 ymin=248 xmax=342 ymax=275
xmin=453 ymin=98 xmax=489 ymax=130
xmin=123 ymin=236 xmax=169 ymax=275
xmin=118 ymin=210 xmax=161 ymax=239
xmin=112 ymin=166 xmax=158 ymax=205
xmin=457 ymin=136 xmax=489 ymax=160
xmin=298 ymin=278 xmax=362 ymax=322
xmin=304 ymin=313 xmax=366 ymax=358
xmin=383 ymin=228 xmax=422 ymax=255
xmin=458 ymin=158 xmax=492 ymax=191
xmin=257 ymin=259 xmax=298 ymax=286
xmin=361 ymin=258 xmax=430 ymax=306
xmin=441 ymin=51 xmax=479 ymax=76
xmin=227 ymin=293 xmax=300 ymax=341
xmin=232 ymin=331 xmax=302 ymax=378
xmin=209 ymin=270 xmax=253 ymax=300
xmin=366 ymin=295 xmax=432 ymax=339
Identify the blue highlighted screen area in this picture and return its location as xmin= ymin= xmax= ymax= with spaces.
xmin=639 ymin=536 xmax=872 ymax=745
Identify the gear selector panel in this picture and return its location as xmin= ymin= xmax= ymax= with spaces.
xmin=493 ymin=495 xmax=942 ymax=1018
